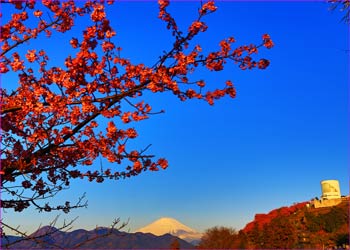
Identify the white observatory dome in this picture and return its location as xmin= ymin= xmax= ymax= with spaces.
xmin=321 ymin=180 xmax=341 ymax=200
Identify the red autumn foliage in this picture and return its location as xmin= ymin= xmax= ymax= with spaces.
xmin=243 ymin=202 xmax=309 ymax=232
xmin=240 ymin=200 xmax=349 ymax=249
xmin=1 ymin=0 xmax=273 ymax=214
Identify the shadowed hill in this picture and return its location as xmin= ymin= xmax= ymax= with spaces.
xmin=2 ymin=227 xmax=194 ymax=249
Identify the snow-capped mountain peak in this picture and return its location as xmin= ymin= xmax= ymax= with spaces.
xmin=136 ymin=217 xmax=202 ymax=244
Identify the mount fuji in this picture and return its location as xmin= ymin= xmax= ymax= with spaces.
xmin=136 ymin=217 xmax=202 ymax=245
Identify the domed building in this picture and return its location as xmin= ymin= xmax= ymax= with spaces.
xmin=312 ymin=179 xmax=345 ymax=208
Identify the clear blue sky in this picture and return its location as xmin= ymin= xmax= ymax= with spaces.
xmin=3 ymin=1 xmax=349 ymax=234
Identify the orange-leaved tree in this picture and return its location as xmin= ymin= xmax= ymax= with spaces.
xmin=0 ymin=0 xmax=273 ymax=221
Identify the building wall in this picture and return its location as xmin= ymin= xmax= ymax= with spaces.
xmin=311 ymin=196 xmax=348 ymax=208
xmin=312 ymin=198 xmax=342 ymax=208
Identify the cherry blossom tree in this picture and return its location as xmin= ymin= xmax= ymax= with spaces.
xmin=0 ymin=0 xmax=273 ymax=222
xmin=329 ymin=0 xmax=350 ymax=23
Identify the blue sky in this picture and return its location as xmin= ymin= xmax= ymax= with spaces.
xmin=2 ymin=1 xmax=349 ymax=234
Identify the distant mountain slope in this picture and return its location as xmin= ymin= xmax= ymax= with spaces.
xmin=240 ymin=198 xmax=349 ymax=249
xmin=1 ymin=235 xmax=23 ymax=247
xmin=2 ymin=227 xmax=194 ymax=249
xmin=136 ymin=217 xmax=202 ymax=244
xmin=137 ymin=217 xmax=196 ymax=235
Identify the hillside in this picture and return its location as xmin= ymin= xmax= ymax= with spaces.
xmin=1 ymin=227 xmax=194 ymax=249
xmin=240 ymin=198 xmax=349 ymax=249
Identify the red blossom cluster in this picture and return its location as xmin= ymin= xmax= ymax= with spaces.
xmin=1 ymin=0 xmax=273 ymax=213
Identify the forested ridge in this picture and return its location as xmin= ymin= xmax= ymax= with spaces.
xmin=239 ymin=198 xmax=349 ymax=249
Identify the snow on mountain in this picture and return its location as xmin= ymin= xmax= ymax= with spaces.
xmin=135 ymin=217 xmax=202 ymax=244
